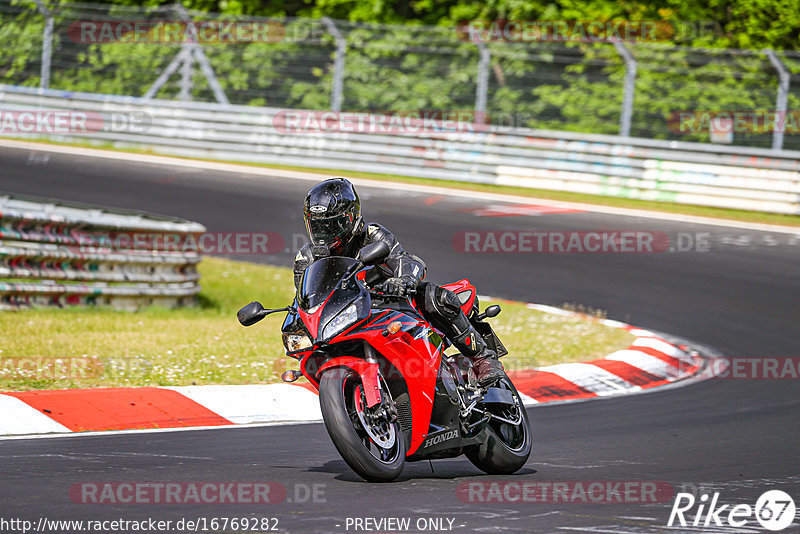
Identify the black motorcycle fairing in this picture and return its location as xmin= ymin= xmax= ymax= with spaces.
xmin=406 ymin=358 xmax=486 ymax=461
xmin=281 ymin=302 xmax=312 ymax=359
xmin=281 ymin=299 xmax=302 ymax=334
xmin=370 ymin=298 xmax=421 ymax=316
xmin=473 ymin=319 xmax=509 ymax=358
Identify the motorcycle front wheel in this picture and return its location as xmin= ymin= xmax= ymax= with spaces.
xmin=319 ymin=368 xmax=406 ymax=482
xmin=465 ymin=375 xmax=532 ymax=474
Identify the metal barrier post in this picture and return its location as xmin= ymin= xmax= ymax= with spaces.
xmin=32 ymin=0 xmax=53 ymax=90
xmin=144 ymin=48 xmax=192 ymax=99
xmin=764 ymin=49 xmax=790 ymax=151
xmin=322 ymin=17 xmax=346 ymax=112
xmin=614 ymin=42 xmax=637 ymax=138
xmin=475 ymin=42 xmax=490 ymax=120
xmin=178 ymin=38 xmax=194 ymax=101
xmin=144 ymin=4 xmax=230 ymax=105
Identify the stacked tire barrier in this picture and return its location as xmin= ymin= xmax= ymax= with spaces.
xmin=0 ymin=194 xmax=206 ymax=310
xmin=1 ymin=84 xmax=799 ymax=214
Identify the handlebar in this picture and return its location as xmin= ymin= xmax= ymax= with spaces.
xmin=368 ymin=288 xmax=416 ymax=301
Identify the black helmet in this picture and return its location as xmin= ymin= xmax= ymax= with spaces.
xmin=303 ymin=178 xmax=362 ymax=254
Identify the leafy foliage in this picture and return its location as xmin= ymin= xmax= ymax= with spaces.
xmin=0 ymin=0 xmax=797 ymax=148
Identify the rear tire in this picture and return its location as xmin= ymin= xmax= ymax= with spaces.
xmin=465 ymin=376 xmax=532 ymax=474
xmin=319 ymin=368 xmax=406 ymax=482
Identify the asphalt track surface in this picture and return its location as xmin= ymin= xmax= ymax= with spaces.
xmin=1 ymin=144 xmax=799 ymax=533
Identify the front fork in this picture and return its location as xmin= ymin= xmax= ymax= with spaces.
xmin=362 ymin=342 xmax=398 ymax=422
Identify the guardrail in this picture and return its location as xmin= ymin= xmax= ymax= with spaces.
xmin=0 ymin=193 xmax=206 ymax=310
xmin=1 ymin=84 xmax=799 ymax=215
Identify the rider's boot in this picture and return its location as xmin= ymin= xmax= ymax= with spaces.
xmin=450 ymin=313 xmax=505 ymax=386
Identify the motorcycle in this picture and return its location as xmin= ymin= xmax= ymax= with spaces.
xmin=237 ymin=241 xmax=531 ymax=482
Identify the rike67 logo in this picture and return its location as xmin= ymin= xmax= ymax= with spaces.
xmin=669 ymin=489 xmax=796 ymax=531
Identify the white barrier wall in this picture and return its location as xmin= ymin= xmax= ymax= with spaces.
xmin=0 ymin=194 xmax=205 ymax=310
xmin=1 ymin=84 xmax=798 ymax=215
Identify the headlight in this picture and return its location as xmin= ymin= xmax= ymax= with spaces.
xmin=322 ymin=303 xmax=358 ymax=339
xmin=283 ymin=333 xmax=313 ymax=352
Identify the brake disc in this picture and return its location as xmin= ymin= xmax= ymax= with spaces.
xmin=354 ymin=385 xmax=396 ymax=449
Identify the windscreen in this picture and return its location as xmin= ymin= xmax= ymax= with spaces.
xmin=298 ymin=256 xmax=358 ymax=310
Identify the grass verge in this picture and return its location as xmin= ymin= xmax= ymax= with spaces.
xmin=0 ymin=257 xmax=633 ymax=391
xmin=5 ymin=136 xmax=799 ymax=228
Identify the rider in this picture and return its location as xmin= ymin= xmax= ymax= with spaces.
xmin=293 ymin=178 xmax=504 ymax=386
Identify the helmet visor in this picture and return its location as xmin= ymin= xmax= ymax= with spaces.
xmin=306 ymin=212 xmax=353 ymax=248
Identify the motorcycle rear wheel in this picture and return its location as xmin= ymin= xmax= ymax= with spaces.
xmin=319 ymin=368 xmax=406 ymax=482
xmin=465 ymin=376 xmax=532 ymax=474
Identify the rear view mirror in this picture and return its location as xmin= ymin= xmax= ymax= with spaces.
xmin=237 ymin=301 xmax=267 ymax=326
xmin=477 ymin=305 xmax=501 ymax=321
xmin=356 ymin=241 xmax=390 ymax=266
xmin=484 ymin=305 xmax=501 ymax=318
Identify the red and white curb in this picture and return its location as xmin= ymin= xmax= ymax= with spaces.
xmin=0 ymin=384 xmax=323 ymax=436
xmin=509 ymin=303 xmax=705 ymax=406
xmin=0 ymin=305 xmax=707 ymax=437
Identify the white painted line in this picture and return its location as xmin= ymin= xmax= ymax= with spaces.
xmin=558 ymin=528 xmax=642 ymax=533
xmin=626 ymin=327 xmax=657 ymax=338
xmin=599 ymin=318 xmax=629 ymax=329
xmin=517 ymin=391 xmax=539 ymax=406
xmin=0 ymin=395 xmax=71 ymax=435
xmin=526 ymin=303 xmax=575 ymax=316
xmin=1 ymin=138 xmax=797 ymax=234
xmin=0 ymin=419 xmax=323 ymax=441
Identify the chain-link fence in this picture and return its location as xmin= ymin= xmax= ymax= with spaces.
xmin=1 ymin=0 xmax=799 ymax=150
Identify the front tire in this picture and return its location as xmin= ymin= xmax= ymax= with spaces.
xmin=465 ymin=376 xmax=532 ymax=474
xmin=319 ymin=368 xmax=406 ymax=482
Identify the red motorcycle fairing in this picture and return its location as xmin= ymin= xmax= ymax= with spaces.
xmin=317 ymin=357 xmax=382 ymax=407
xmin=331 ymin=308 xmax=446 ymax=456
xmin=296 ymin=289 xmax=335 ymax=339
xmin=296 ymin=308 xmax=321 ymax=339
xmin=440 ymin=279 xmax=477 ymax=316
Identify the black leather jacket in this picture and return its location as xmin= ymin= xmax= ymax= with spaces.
xmin=293 ymin=222 xmax=426 ymax=289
